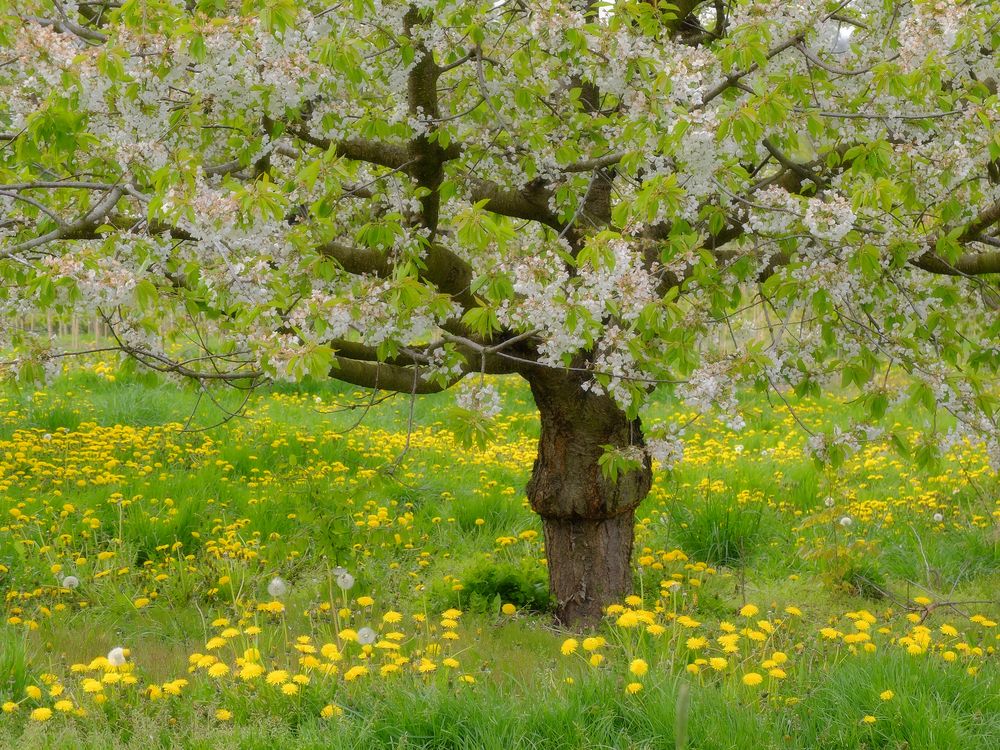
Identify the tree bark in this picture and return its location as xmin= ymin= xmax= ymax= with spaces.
xmin=525 ymin=370 xmax=652 ymax=625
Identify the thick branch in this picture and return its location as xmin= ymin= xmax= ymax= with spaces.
xmin=404 ymin=6 xmax=448 ymax=232
xmin=911 ymin=250 xmax=1000 ymax=276
xmin=286 ymin=126 xmax=412 ymax=171
xmin=467 ymin=178 xmax=566 ymax=233
xmin=331 ymin=336 xmax=520 ymax=376
xmin=317 ymin=240 xmax=476 ymax=309
xmin=5 ymin=186 xmax=124 ymax=254
xmin=959 ymin=201 xmax=1000 ymax=243
xmin=330 ymin=356 xmax=456 ymax=394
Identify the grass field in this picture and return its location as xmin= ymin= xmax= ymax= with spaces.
xmin=1 ymin=358 xmax=998 ymax=749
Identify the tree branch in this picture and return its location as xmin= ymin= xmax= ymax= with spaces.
xmin=466 ymin=177 xmax=567 ymax=233
xmin=317 ymin=240 xmax=477 ymax=310
xmin=330 ymin=355 xmax=458 ymax=394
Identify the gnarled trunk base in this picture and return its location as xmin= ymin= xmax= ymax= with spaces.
xmin=525 ymin=370 xmax=652 ymax=625
xmin=542 ymin=511 xmax=635 ymax=625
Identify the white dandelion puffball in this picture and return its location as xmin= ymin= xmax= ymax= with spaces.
xmin=839 ymin=516 xmax=853 ymax=527
xmin=933 ymin=513 xmax=944 ymax=523
xmin=824 ymin=497 xmax=835 ymax=508
xmin=61 ymin=575 xmax=80 ymax=589
xmin=336 ymin=572 xmax=355 ymax=590
xmin=107 ymin=647 xmax=127 ymax=667
xmin=357 ymin=627 xmax=377 ymax=645
xmin=332 ymin=566 xmax=347 ymax=577
xmin=268 ymin=576 xmax=289 ymax=598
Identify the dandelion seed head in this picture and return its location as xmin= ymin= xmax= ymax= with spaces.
xmin=107 ymin=647 xmax=127 ymax=667
xmin=267 ymin=576 xmax=288 ymax=598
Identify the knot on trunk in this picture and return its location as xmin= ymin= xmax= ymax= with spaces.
xmin=525 ymin=372 xmax=651 ymax=521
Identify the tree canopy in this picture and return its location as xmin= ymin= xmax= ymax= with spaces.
xmin=2 ymin=0 xmax=999 ymax=471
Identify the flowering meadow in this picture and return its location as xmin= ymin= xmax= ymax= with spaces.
xmin=1 ymin=362 xmax=997 ymax=750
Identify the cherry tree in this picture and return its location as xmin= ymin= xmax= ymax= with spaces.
xmin=2 ymin=0 xmax=999 ymax=623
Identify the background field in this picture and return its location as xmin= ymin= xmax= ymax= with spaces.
xmin=1 ymin=359 xmax=997 ymax=749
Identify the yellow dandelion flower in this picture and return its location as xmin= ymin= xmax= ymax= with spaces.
xmin=616 ymin=611 xmax=640 ymax=628
xmin=417 ymin=659 xmax=437 ymax=673
xmin=344 ymin=666 xmax=368 ymax=681
xmin=320 ymin=704 xmax=343 ymax=719
xmin=625 ymin=682 xmax=643 ymax=695
xmin=561 ymin=638 xmax=579 ymax=656
xmin=81 ymin=678 xmax=102 ymax=694
xmin=742 ymin=672 xmax=763 ymax=686
xmin=239 ymin=663 xmax=264 ymax=681
xmin=30 ymin=707 xmax=53 ymax=722
xmin=629 ymin=659 xmax=648 ymax=677
xmin=163 ymin=679 xmax=187 ymax=696
xmin=215 ymin=709 xmax=233 ymax=721
xmin=266 ymin=670 xmax=289 ymax=685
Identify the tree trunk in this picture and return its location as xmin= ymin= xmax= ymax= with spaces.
xmin=525 ymin=370 xmax=652 ymax=625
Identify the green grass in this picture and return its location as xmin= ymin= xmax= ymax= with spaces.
xmin=0 ymin=365 xmax=997 ymax=749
